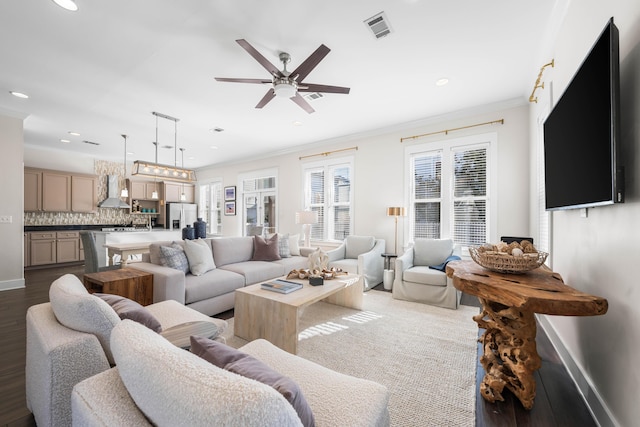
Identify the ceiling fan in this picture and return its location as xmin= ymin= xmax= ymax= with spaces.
xmin=215 ymin=39 xmax=350 ymax=114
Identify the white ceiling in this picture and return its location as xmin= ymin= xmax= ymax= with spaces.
xmin=0 ymin=0 xmax=556 ymax=169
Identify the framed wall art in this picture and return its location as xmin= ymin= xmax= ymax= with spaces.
xmin=224 ymin=186 xmax=236 ymax=201
xmin=224 ymin=201 xmax=236 ymax=216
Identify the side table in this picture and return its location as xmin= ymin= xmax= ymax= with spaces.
xmin=83 ymin=267 xmax=154 ymax=306
xmin=381 ymin=253 xmax=398 ymax=290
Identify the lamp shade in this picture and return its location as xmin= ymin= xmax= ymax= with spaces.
xmin=295 ymin=210 xmax=318 ymax=225
xmin=387 ymin=207 xmax=406 ymax=217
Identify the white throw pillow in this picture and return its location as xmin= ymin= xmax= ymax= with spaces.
xmin=183 ymin=239 xmax=216 ymax=276
xmin=289 ymin=234 xmax=301 ymax=256
xmin=111 ymin=320 xmax=302 ymax=426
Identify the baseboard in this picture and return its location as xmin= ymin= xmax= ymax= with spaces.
xmin=0 ymin=277 xmax=25 ymax=291
xmin=537 ymin=315 xmax=620 ymax=427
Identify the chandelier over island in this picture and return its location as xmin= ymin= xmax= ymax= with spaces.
xmin=132 ymin=112 xmax=197 ymax=183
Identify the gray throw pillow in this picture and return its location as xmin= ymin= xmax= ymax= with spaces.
xmin=190 ymin=336 xmax=315 ymax=427
xmin=252 ymin=234 xmax=281 ymax=261
xmin=159 ymin=243 xmax=190 ymax=273
xmin=95 ymin=293 xmax=162 ymax=333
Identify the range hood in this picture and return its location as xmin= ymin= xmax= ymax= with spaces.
xmin=98 ymin=175 xmax=130 ymax=209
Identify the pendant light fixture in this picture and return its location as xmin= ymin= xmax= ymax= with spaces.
xmin=180 ymin=148 xmax=187 ymax=201
xmin=131 ymin=112 xmax=196 ymax=182
xmin=151 ymin=141 xmax=159 ymax=200
xmin=120 ymin=134 xmax=129 ymax=198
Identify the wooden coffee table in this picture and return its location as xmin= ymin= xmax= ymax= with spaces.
xmin=234 ymin=275 xmax=363 ymax=354
xmin=83 ymin=267 xmax=154 ymax=306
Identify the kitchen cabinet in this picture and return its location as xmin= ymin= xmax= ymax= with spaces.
xmin=27 ymin=231 xmax=81 ymax=266
xmin=42 ymin=171 xmax=72 ymax=212
xmin=71 ymin=175 xmax=97 ymax=212
xmin=24 ymin=169 xmax=42 ymax=212
xmin=24 ymin=167 xmax=97 ymax=213
xmin=130 ymin=180 xmax=161 ymax=200
xmin=164 ymin=182 xmax=195 ymax=203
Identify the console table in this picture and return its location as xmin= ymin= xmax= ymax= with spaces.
xmin=446 ymin=260 xmax=607 ymax=410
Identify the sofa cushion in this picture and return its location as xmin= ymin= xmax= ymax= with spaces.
xmin=49 ymin=274 xmax=120 ymax=364
xmin=274 ymin=256 xmax=309 ymax=275
xmin=148 ymin=240 xmax=177 ymax=265
xmin=413 ymin=238 xmax=453 ymax=267
xmin=159 ymin=243 xmax=190 ymax=273
xmin=190 ymin=336 xmax=315 ymax=427
xmin=184 ymin=269 xmax=245 ymax=304
xmin=403 ymin=266 xmax=448 ymax=287
xmin=219 ymin=261 xmax=284 ymax=286
xmin=345 ymin=236 xmax=375 ymax=259
xmin=276 ymin=233 xmax=291 ymax=258
xmin=252 ymin=234 xmax=281 ymax=261
xmin=289 ymin=234 xmax=301 ymax=256
xmin=111 ymin=320 xmax=302 ymax=427
xmin=211 ymin=236 xmax=254 ymax=266
xmin=94 ymin=293 xmax=162 ymax=333
xmin=184 ymin=238 xmax=216 ymax=276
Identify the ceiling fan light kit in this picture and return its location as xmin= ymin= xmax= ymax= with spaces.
xmin=215 ymin=39 xmax=350 ymax=113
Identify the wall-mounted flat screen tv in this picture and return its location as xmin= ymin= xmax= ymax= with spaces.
xmin=543 ymin=17 xmax=624 ymax=211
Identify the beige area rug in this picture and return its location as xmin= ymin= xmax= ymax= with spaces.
xmin=222 ymin=291 xmax=480 ymax=427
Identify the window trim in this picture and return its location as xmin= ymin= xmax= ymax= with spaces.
xmin=198 ymin=179 xmax=223 ymax=235
xmin=301 ymin=156 xmax=354 ymax=243
xmin=404 ymin=132 xmax=498 ymax=251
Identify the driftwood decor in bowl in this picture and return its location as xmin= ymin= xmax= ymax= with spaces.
xmin=469 ymin=241 xmax=548 ymax=274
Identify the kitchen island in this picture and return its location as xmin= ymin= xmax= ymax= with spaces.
xmin=94 ymin=229 xmax=182 ymax=266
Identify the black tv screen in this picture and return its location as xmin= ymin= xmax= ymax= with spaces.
xmin=543 ymin=18 xmax=624 ymax=210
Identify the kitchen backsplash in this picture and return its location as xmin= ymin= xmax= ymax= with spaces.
xmin=24 ymin=160 xmax=149 ymax=227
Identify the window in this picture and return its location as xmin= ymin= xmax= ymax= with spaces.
xmin=303 ymin=158 xmax=353 ymax=241
xmin=198 ymin=181 xmax=223 ymax=234
xmin=241 ymin=171 xmax=277 ymax=236
xmin=407 ymin=134 xmax=495 ymax=249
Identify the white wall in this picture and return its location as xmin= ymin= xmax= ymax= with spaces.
xmin=197 ymin=101 xmax=531 ymax=252
xmin=529 ymin=2 xmax=640 ymax=426
xmin=0 ymin=113 xmax=25 ymax=290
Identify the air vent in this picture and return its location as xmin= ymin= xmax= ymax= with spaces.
xmin=364 ymin=12 xmax=392 ymax=39
xmin=82 ymin=140 xmax=100 ymax=146
xmin=304 ymin=92 xmax=324 ymax=101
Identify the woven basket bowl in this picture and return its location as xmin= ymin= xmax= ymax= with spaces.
xmin=469 ymin=246 xmax=548 ymax=274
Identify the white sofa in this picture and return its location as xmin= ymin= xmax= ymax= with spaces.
xmin=326 ymin=235 xmax=386 ymax=290
xmin=392 ymin=238 xmax=461 ymax=309
xmin=25 ymin=274 xmax=227 ymax=427
xmin=132 ymin=236 xmax=311 ymax=316
xmin=71 ymin=320 xmax=391 ymax=426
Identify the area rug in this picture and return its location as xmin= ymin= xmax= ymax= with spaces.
xmin=222 ymin=291 xmax=479 ymax=427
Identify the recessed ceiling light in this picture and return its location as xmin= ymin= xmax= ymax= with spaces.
xmin=52 ymin=0 xmax=78 ymax=11
xmin=292 ymin=121 xmax=303 ymax=126
xmin=127 ymin=151 xmax=134 ymax=156
xmin=435 ymin=78 xmax=449 ymax=86
xmin=68 ymin=131 xmax=80 ymax=136
xmin=60 ymin=139 xmax=71 ymax=143
xmin=209 ymin=127 xmax=224 ymax=133
xmin=10 ymin=91 xmax=29 ymax=99
xmin=188 ymin=156 xmax=195 ymax=160
xmin=210 ymin=146 xmax=219 ymax=150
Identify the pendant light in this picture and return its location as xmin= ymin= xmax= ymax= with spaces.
xmin=120 ymin=134 xmax=129 ymax=198
xmin=179 ymin=148 xmax=187 ymax=201
xmin=151 ymin=141 xmax=159 ymax=200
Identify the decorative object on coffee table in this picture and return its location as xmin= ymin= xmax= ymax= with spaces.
xmin=446 ymin=260 xmax=608 ymax=410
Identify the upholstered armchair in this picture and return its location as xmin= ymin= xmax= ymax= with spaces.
xmin=326 ymin=235 xmax=386 ymax=290
xmin=392 ymin=238 xmax=461 ymax=309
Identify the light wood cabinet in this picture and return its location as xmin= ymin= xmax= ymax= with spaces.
xmin=71 ymin=176 xmax=97 ymax=212
xmin=24 ymin=169 xmax=42 ymax=211
xmin=24 ymin=168 xmax=97 ymax=213
xmin=164 ymin=182 xmax=195 ymax=203
xmin=130 ymin=180 xmax=161 ymax=200
xmin=27 ymin=231 xmax=81 ymax=266
xmin=42 ymin=172 xmax=71 ymax=212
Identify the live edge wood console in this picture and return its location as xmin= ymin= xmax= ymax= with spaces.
xmin=446 ymin=260 xmax=608 ymax=410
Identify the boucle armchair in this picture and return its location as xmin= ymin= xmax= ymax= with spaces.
xmin=326 ymin=235 xmax=386 ymax=290
xmin=392 ymin=238 xmax=461 ymax=309
xmin=25 ymin=273 xmax=227 ymax=427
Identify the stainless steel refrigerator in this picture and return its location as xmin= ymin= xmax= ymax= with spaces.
xmin=166 ymin=203 xmax=197 ymax=230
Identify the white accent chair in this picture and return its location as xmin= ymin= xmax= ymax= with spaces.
xmin=392 ymin=238 xmax=461 ymax=309
xmin=326 ymin=235 xmax=386 ymax=290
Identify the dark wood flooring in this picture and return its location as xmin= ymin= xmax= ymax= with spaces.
xmin=1 ymin=266 xmax=595 ymax=426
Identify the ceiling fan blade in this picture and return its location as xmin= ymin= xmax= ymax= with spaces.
xmin=215 ymin=77 xmax=272 ymax=84
xmin=291 ymin=93 xmax=315 ymax=114
xmin=236 ymin=39 xmax=283 ymax=78
xmin=255 ymin=89 xmax=276 ymax=109
xmin=290 ymin=44 xmax=330 ymax=82
xmin=298 ymin=83 xmax=350 ymax=94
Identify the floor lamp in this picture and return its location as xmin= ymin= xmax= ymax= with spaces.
xmin=387 ymin=207 xmax=406 ymax=255
xmin=296 ymin=210 xmax=318 ymax=248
